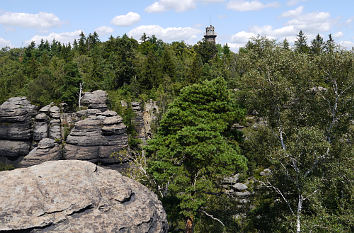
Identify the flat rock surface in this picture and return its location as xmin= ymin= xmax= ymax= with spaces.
xmin=0 ymin=160 xmax=168 ymax=233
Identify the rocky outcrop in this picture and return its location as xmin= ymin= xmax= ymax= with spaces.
xmin=0 ymin=97 xmax=37 ymax=163
xmin=20 ymin=138 xmax=62 ymax=167
xmin=64 ymin=107 xmax=129 ymax=165
xmin=0 ymin=160 xmax=168 ymax=232
xmin=81 ymin=90 xmax=108 ymax=111
xmin=131 ymin=100 xmax=159 ymax=144
xmin=1 ymin=91 xmax=130 ymax=168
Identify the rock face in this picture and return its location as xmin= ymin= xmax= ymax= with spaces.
xmin=0 ymin=97 xmax=37 ymax=163
xmin=20 ymin=138 xmax=62 ymax=167
xmin=81 ymin=90 xmax=108 ymax=111
xmin=64 ymin=108 xmax=129 ymax=165
xmin=0 ymin=91 xmax=130 ymax=168
xmin=131 ymin=100 xmax=159 ymax=144
xmin=0 ymin=160 xmax=168 ymax=232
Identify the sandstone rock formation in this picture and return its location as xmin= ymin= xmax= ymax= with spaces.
xmin=131 ymin=100 xmax=159 ymax=144
xmin=0 ymin=91 xmax=130 ymax=168
xmin=0 ymin=160 xmax=168 ymax=232
xmin=0 ymin=97 xmax=37 ymax=163
xmin=64 ymin=96 xmax=129 ymax=165
xmin=20 ymin=138 xmax=62 ymax=167
xmin=81 ymin=90 xmax=108 ymax=111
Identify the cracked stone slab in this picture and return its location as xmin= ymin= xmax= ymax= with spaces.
xmin=0 ymin=160 xmax=168 ymax=233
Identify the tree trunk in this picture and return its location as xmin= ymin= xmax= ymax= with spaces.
xmin=185 ymin=217 xmax=194 ymax=233
xmin=296 ymin=194 xmax=303 ymax=233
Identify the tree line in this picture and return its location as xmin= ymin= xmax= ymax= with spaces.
xmin=0 ymin=30 xmax=352 ymax=232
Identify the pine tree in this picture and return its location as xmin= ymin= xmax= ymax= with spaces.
xmin=294 ymin=30 xmax=309 ymax=53
xmin=311 ymin=34 xmax=324 ymax=54
xmin=147 ymin=77 xmax=247 ymax=232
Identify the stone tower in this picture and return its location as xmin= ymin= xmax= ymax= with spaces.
xmin=204 ymin=25 xmax=217 ymax=44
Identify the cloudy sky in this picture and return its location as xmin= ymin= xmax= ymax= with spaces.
xmin=0 ymin=0 xmax=353 ymax=50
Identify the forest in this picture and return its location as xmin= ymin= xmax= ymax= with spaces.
xmin=0 ymin=30 xmax=353 ymax=232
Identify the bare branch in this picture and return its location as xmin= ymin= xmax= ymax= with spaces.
xmin=260 ymin=180 xmax=295 ymax=216
xmin=201 ymin=210 xmax=225 ymax=227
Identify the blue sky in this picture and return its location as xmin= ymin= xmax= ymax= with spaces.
xmin=0 ymin=0 xmax=353 ymax=50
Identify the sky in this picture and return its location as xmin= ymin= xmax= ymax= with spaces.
xmin=0 ymin=0 xmax=353 ymax=51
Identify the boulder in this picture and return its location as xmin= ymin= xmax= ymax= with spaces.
xmin=49 ymin=119 xmax=61 ymax=140
xmin=0 ymin=97 xmax=37 ymax=161
xmin=20 ymin=138 xmax=62 ymax=167
xmin=0 ymin=160 xmax=168 ymax=232
xmin=233 ymin=183 xmax=248 ymax=191
xmin=64 ymin=114 xmax=129 ymax=164
xmin=0 ymin=97 xmax=37 ymax=123
xmin=33 ymin=121 xmax=49 ymax=141
xmin=49 ymin=106 xmax=60 ymax=119
xmin=81 ymin=90 xmax=108 ymax=111
xmin=0 ymin=140 xmax=31 ymax=158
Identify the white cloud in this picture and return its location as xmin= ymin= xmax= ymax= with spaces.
xmin=94 ymin=26 xmax=114 ymax=36
xmin=287 ymin=0 xmax=307 ymax=6
xmin=227 ymin=0 xmax=279 ymax=12
xmin=27 ymin=30 xmax=82 ymax=45
xmin=287 ymin=11 xmax=331 ymax=32
xmin=0 ymin=12 xmax=61 ymax=29
xmin=146 ymin=0 xmax=196 ymax=13
xmin=229 ymin=8 xmax=337 ymax=50
xmin=333 ymin=31 xmax=343 ymax=38
xmin=339 ymin=41 xmax=354 ymax=49
xmin=281 ymin=6 xmax=303 ymax=17
xmin=145 ymin=0 xmax=224 ymax=13
xmin=0 ymin=37 xmax=12 ymax=48
xmin=111 ymin=12 xmax=141 ymax=26
xmin=231 ymin=31 xmax=256 ymax=43
xmin=128 ymin=25 xmax=201 ymax=42
xmin=228 ymin=42 xmax=244 ymax=51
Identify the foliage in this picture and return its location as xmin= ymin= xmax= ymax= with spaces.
xmin=236 ymin=37 xmax=353 ymax=232
xmin=146 ymin=77 xmax=247 ymax=231
xmin=0 ymin=30 xmax=352 ymax=233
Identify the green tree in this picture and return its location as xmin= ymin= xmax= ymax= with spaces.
xmin=295 ymin=30 xmax=309 ymax=53
xmin=147 ymin=77 xmax=247 ymax=232
xmin=311 ymin=34 xmax=325 ymax=55
xmin=236 ymin=38 xmax=353 ymax=232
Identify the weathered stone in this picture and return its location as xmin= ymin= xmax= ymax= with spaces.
xmin=39 ymin=103 xmax=52 ymax=113
xmin=101 ymin=124 xmax=126 ymax=135
xmin=20 ymin=138 xmax=62 ymax=167
xmin=81 ymin=90 xmax=108 ymax=111
xmin=223 ymin=173 xmax=240 ymax=184
xmin=103 ymin=116 xmax=123 ymax=125
xmin=49 ymin=106 xmax=60 ymax=118
xmin=33 ymin=121 xmax=48 ymax=141
xmin=0 ymin=97 xmax=37 ymax=123
xmin=233 ymin=183 xmax=248 ymax=191
xmin=49 ymin=124 xmax=61 ymax=140
xmin=0 ymin=97 xmax=37 ymax=161
xmin=0 ymin=140 xmax=31 ymax=158
xmin=0 ymin=160 xmax=168 ymax=232
xmin=260 ymin=168 xmax=271 ymax=176
xmin=35 ymin=113 xmax=49 ymax=121
xmin=235 ymin=191 xmax=251 ymax=197
xmin=0 ymin=122 xmax=32 ymax=140
xmin=102 ymin=110 xmax=117 ymax=117
xmin=64 ymin=115 xmax=129 ymax=164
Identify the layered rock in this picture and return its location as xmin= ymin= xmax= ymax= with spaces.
xmin=0 ymin=97 xmax=37 ymax=163
xmin=64 ymin=109 xmax=129 ymax=165
xmin=20 ymin=138 xmax=62 ymax=167
xmin=1 ymin=91 xmax=130 ymax=168
xmin=0 ymin=160 xmax=168 ymax=232
xmin=81 ymin=90 xmax=108 ymax=111
xmin=131 ymin=100 xmax=159 ymax=144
